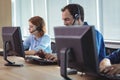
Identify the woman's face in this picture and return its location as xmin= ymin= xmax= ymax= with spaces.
xmin=28 ymin=21 xmax=37 ymax=34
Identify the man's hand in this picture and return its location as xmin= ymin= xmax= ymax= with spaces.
xmin=102 ymin=64 xmax=120 ymax=75
xmin=99 ymin=58 xmax=111 ymax=72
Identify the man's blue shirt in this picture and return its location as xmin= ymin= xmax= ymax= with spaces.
xmin=84 ymin=22 xmax=106 ymax=62
xmin=106 ymin=49 xmax=120 ymax=64
xmin=96 ymin=30 xmax=106 ymax=62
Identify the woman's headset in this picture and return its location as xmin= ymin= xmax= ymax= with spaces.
xmin=31 ymin=26 xmax=42 ymax=33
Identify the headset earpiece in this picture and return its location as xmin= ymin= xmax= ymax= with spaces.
xmin=74 ymin=14 xmax=79 ymax=20
xmin=72 ymin=6 xmax=80 ymax=25
xmin=74 ymin=6 xmax=80 ymax=20
xmin=36 ymin=26 xmax=42 ymax=32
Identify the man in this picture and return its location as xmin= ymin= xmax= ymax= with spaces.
xmin=36 ymin=4 xmax=106 ymax=63
xmin=61 ymin=4 xmax=106 ymax=62
xmin=100 ymin=49 xmax=120 ymax=75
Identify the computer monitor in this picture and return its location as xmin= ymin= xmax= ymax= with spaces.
xmin=54 ymin=25 xmax=99 ymax=79
xmin=2 ymin=27 xmax=25 ymax=66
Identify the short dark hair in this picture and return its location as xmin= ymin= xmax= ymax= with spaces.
xmin=61 ymin=4 xmax=84 ymax=22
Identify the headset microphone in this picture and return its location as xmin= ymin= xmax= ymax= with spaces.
xmin=31 ymin=29 xmax=37 ymax=33
xmin=72 ymin=14 xmax=79 ymax=25
xmin=31 ymin=26 xmax=42 ymax=33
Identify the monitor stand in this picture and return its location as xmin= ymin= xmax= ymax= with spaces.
xmin=3 ymin=41 xmax=23 ymax=67
xmin=60 ymin=48 xmax=72 ymax=80
xmin=67 ymin=68 xmax=77 ymax=75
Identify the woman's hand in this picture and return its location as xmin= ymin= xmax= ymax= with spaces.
xmin=34 ymin=50 xmax=45 ymax=58
xmin=34 ymin=50 xmax=57 ymax=62
xmin=45 ymin=54 xmax=57 ymax=62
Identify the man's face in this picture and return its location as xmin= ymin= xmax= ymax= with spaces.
xmin=62 ymin=9 xmax=74 ymax=26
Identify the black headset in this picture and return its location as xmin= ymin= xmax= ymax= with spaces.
xmin=31 ymin=26 xmax=42 ymax=33
xmin=72 ymin=6 xmax=80 ymax=25
xmin=75 ymin=5 xmax=80 ymax=20
xmin=36 ymin=26 xmax=42 ymax=32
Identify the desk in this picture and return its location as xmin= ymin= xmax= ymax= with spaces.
xmin=0 ymin=56 xmax=101 ymax=80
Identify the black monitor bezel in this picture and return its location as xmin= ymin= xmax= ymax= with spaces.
xmin=2 ymin=26 xmax=25 ymax=66
xmin=54 ymin=25 xmax=99 ymax=79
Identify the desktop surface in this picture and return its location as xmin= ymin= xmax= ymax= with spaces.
xmin=0 ymin=56 xmax=107 ymax=80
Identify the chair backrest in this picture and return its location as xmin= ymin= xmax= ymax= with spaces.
xmin=51 ymin=42 xmax=57 ymax=53
xmin=105 ymin=47 xmax=118 ymax=55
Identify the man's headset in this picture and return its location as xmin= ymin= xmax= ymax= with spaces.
xmin=31 ymin=26 xmax=42 ymax=33
xmin=72 ymin=6 xmax=80 ymax=25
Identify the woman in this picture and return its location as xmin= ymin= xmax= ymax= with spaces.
xmin=23 ymin=16 xmax=52 ymax=55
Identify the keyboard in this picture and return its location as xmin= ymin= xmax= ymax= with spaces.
xmin=100 ymin=72 xmax=120 ymax=80
xmin=25 ymin=56 xmax=57 ymax=65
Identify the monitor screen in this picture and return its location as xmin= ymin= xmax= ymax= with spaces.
xmin=2 ymin=27 xmax=25 ymax=66
xmin=54 ymin=25 xmax=99 ymax=77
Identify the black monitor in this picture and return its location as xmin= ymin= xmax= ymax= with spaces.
xmin=2 ymin=27 xmax=25 ymax=66
xmin=54 ymin=25 xmax=99 ymax=79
